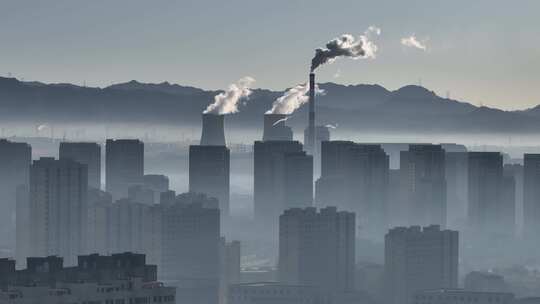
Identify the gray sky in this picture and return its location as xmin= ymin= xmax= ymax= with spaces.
xmin=1 ymin=0 xmax=539 ymax=110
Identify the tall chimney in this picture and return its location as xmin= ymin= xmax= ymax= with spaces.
xmin=200 ymin=113 xmax=226 ymax=146
xmin=307 ymin=73 xmax=316 ymax=154
xmin=263 ymin=114 xmax=293 ymax=141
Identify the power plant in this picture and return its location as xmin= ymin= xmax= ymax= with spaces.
xmin=200 ymin=113 xmax=226 ymax=146
xmin=307 ymin=73 xmax=316 ymax=154
xmin=263 ymin=114 xmax=293 ymax=141
xmin=304 ymin=124 xmax=330 ymax=176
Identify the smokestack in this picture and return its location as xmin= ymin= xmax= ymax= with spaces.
xmin=307 ymin=73 xmax=315 ymax=153
xmin=200 ymin=113 xmax=226 ymax=146
xmin=263 ymin=114 xmax=293 ymax=141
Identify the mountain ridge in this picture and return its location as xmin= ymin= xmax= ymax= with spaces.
xmin=1 ymin=76 xmax=539 ymax=133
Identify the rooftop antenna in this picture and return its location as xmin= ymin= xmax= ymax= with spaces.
xmin=418 ymin=78 xmax=422 ymax=86
xmin=446 ymin=90 xmax=451 ymax=99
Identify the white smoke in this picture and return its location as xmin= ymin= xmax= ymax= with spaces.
xmin=311 ymin=26 xmax=381 ymax=72
xmin=325 ymin=123 xmax=338 ymax=129
xmin=37 ymin=124 xmax=48 ymax=132
xmin=401 ymin=35 xmax=428 ymax=51
xmin=203 ymin=76 xmax=256 ymax=114
xmin=266 ymin=82 xmax=325 ymax=115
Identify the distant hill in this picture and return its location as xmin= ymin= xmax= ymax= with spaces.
xmin=107 ymin=80 xmax=208 ymax=96
xmin=1 ymin=76 xmax=539 ymax=133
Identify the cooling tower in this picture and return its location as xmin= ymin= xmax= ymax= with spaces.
xmin=200 ymin=113 xmax=226 ymax=146
xmin=263 ymin=114 xmax=293 ymax=141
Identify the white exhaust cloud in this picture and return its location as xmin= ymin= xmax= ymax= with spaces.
xmin=310 ymin=26 xmax=381 ymax=72
xmin=266 ymin=82 xmax=325 ymax=115
xmin=203 ymin=76 xmax=256 ymax=114
xmin=325 ymin=123 xmax=338 ymax=129
xmin=401 ymin=35 xmax=428 ymax=51
xmin=37 ymin=124 xmax=49 ymax=132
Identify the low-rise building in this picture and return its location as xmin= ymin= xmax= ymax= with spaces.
xmin=464 ymin=271 xmax=509 ymax=293
xmin=412 ymin=289 xmax=514 ymax=304
xmin=515 ymin=298 xmax=540 ymax=304
xmin=228 ymin=282 xmax=330 ymax=304
xmin=0 ymin=278 xmax=175 ymax=304
xmin=0 ymin=253 xmax=175 ymax=304
xmin=228 ymin=282 xmax=377 ymax=304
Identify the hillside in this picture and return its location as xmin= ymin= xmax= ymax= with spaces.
xmin=0 ymin=77 xmax=539 ymax=133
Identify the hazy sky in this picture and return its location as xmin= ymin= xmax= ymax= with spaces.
xmin=1 ymin=0 xmax=539 ymax=110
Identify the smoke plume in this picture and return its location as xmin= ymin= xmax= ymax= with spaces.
xmin=401 ymin=35 xmax=428 ymax=51
xmin=325 ymin=123 xmax=338 ymax=129
xmin=37 ymin=124 xmax=49 ymax=132
xmin=266 ymin=83 xmax=324 ymax=115
xmin=310 ymin=26 xmax=380 ymax=72
xmin=203 ymin=76 xmax=256 ymax=114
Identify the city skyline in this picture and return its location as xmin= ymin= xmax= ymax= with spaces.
xmin=2 ymin=2 xmax=540 ymax=303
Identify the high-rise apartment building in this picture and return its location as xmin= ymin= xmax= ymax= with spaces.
xmin=220 ymin=238 xmax=241 ymax=304
xmin=384 ymin=225 xmax=458 ymax=304
xmin=445 ymin=151 xmax=468 ymax=229
xmin=59 ymin=142 xmax=101 ymax=189
xmin=28 ymin=157 xmax=88 ymax=265
xmin=523 ymin=154 xmax=540 ymax=240
xmin=253 ymin=141 xmax=309 ymax=223
xmin=316 ymin=141 xmax=389 ymax=236
xmin=0 ymin=139 xmax=31 ymax=249
xmin=283 ymin=151 xmax=313 ymax=209
xmin=189 ymin=145 xmax=230 ymax=215
xmin=161 ymin=192 xmax=220 ymax=304
xmin=278 ymin=207 xmax=355 ymax=293
xmin=400 ymin=145 xmax=446 ymax=227
xmin=144 ymin=174 xmax=170 ymax=203
xmin=105 ymin=139 xmax=144 ymax=200
xmin=468 ymin=152 xmax=514 ymax=237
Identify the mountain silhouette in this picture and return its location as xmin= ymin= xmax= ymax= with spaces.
xmin=1 ymin=76 xmax=539 ymax=133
